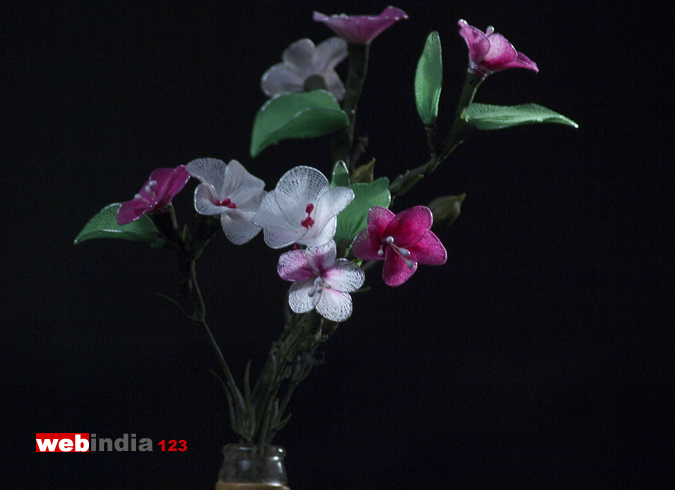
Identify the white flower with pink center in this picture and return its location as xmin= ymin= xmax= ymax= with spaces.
xmin=186 ymin=158 xmax=267 ymax=245
xmin=278 ymin=241 xmax=365 ymax=322
xmin=253 ymin=166 xmax=354 ymax=249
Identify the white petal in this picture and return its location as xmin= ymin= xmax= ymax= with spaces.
xmin=314 ymin=37 xmax=348 ymax=71
xmin=315 ymin=288 xmax=353 ymax=322
xmin=261 ymin=64 xmax=305 ymax=97
xmin=186 ymin=158 xmax=228 ymax=194
xmin=323 ymin=260 xmax=365 ymax=293
xmin=322 ymin=70 xmax=346 ymax=101
xmin=288 ymin=280 xmax=320 ymax=314
xmin=274 ymin=166 xmax=329 ymax=216
xmin=314 ymin=185 xmax=354 ymax=226
xmin=222 ymin=160 xmax=266 ymax=208
xmin=220 ymin=212 xmax=262 ymax=245
xmin=282 ymin=38 xmax=316 ymax=74
xmin=299 ymin=215 xmax=337 ymax=248
xmin=194 ymin=184 xmax=223 ymax=216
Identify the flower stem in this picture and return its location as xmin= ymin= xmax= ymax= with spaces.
xmin=331 ymin=43 xmax=370 ymax=169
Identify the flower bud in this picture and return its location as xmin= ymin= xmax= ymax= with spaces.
xmin=429 ymin=193 xmax=466 ymax=230
xmin=350 ymin=158 xmax=375 ymax=183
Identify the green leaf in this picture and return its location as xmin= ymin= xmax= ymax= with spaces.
xmin=414 ymin=31 xmax=443 ymax=125
xmin=250 ymin=90 xmax=350 ymax=157
xmin=74 ymin=203 xmax=164 ymax=245
xmin=466 ymin=103 xmax=579 ymax=130
xmin=330 ymin=160 xmax=350 ymax=188
xmin=334 ymin=177 xmax=391 ymax=244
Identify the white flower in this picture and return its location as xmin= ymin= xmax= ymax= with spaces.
xmin=186 ymin=158 xmax=266 ymax=245
xmin=278 ymin=241 xmax=365 ymax=322
xmin=253 ymin=166 xmax=354 ymax=249
xmin=261 ymin=37 xmax=348 ymax=101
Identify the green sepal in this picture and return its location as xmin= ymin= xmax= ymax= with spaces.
xmin=414 ymin=31 xmax=443 ymax=125
xmin=330 ymin=160 xmax=350 ymax=188
xmin=466 ymin=103 xmax=578 ymax=130
xmin=74 ymin=203 xmax=165 ymax=246
xmin=334 ymin=177 xmax=391 ymax=244
xmin=250 ymin=90 xmax=350 ymax=157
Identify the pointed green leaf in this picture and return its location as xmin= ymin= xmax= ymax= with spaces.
xmin=334 ymin=177 xmax=391 ymax=244
xmin=467 ymin=103 xmax=578 ymax=130
xmin=330 ymin=160 xmax=350 ymax=188
xmin=414 ymin=31 xmax=443 ymax=125
xmin=250 ymin=90 xmax=350 ymax=157
xmin=74 ymin=203 xmax=164 ymax=245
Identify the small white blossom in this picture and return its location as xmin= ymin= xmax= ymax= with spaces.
xmin=186 ymin=158 xmax=266 ymax=245
xmin=253 ymin=166 xmax=354 ymax=249
xmin=261 ymin=37 xmax=348 ymax=101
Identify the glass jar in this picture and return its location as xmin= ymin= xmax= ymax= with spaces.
xmin=215 ymin=444 xmax=290 ymax=490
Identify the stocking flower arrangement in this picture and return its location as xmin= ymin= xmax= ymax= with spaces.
xmin=75 ymin=5 xmax=577 ymax=487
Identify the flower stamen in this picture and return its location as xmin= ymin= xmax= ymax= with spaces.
xmin=214 ymin=198 xmax=237 ymax=209
xmin=384 ymin=236 xmax=414 ymax=268
xmin=301 ymin=203 xmax=316 ymax=229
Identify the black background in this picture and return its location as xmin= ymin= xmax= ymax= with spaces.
xmin=3 ymin=1 xmax=673 ymax=488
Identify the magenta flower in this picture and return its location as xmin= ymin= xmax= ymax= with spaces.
xmin=352 ymin=206 xmax=447 ymax=286
xmin=261 ymin=37 xmax=348 ymax=101
xmin=313 ymin=6 xmax=408 ymax=44
xmin=186 ymin=158 xmax=267 ymax=245
xmin=117 ymin=166 xmax=190 ymax=226
xmin=458 ymin=19 xmax=538 ymax=79
xmin=278 ymin=241 xmax=365 ymax=322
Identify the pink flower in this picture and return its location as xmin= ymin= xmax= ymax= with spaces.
xmin=352 ymin=206 xmax=447 ymax=286
xmin=458 ymin=19 xmax=538 ymax=79
xmin=313 ymin=6 xmax=408 ymax=45
xmin=186 ymin=158 xmax=267 ymax=245
xmin=117 ymin=166 xmax=190 ymax=225
xmin=278 ymin=241 xmax=365 ymax=322
xmin=261 ymin=37 xmax=348 ymax=101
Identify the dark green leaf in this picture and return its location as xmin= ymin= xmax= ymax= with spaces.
xmin=250 ymin=90 xmax=350 ymax=157
xmin=467 ymin=103 xmax=579 ymax=130
xmin=414 ymin=31 xmax=443 ymax=125
xmin=73 ymin=203 xmax=164 ymax=245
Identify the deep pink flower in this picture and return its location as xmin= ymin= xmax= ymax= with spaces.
xmin=117 ymin=166 xmax=190 ymax=225
xmin=458 ymin=19 xmax=538 ymax=79
xmin=313 ymin=6 xmax=408 ymax=44
xmin=278 ymin=241 xmax=365 ymax=322
xmin=352 ymin=206 xmax=447 ymax=286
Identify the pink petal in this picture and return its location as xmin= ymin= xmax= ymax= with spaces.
xmin=409 ymin=230 xmax=447 ymax=265
xmin=383 ymin=205 xmax=433 ymax=248
xmin=382 ymin=249 xmax=418 ymax=287
xmin=351 ymin=228 xmax=381 ymax=261
xmin=499 ymin=51 xmax=539 ymax=73
xmin=117 ymin=198 xmax=152 ymax=226
xmin=483 ymin=33 xmax=517 ymax=69
xmin=278 ymin=249 xmax=314 ymax=282
xmin=154 ymin=165 xmax=190 ymax=205
xmin=315 ymin=288 xmax=353 ymax=322
xmin=365 ymin=206 xmax=395 ymax=249
xmin=306 ymin=241 xmax=336 ymax=273
xmin=458 ymin=20 xmax=490 ymax=64
xmin=313 ymin=7 xmax=408 ymax=44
